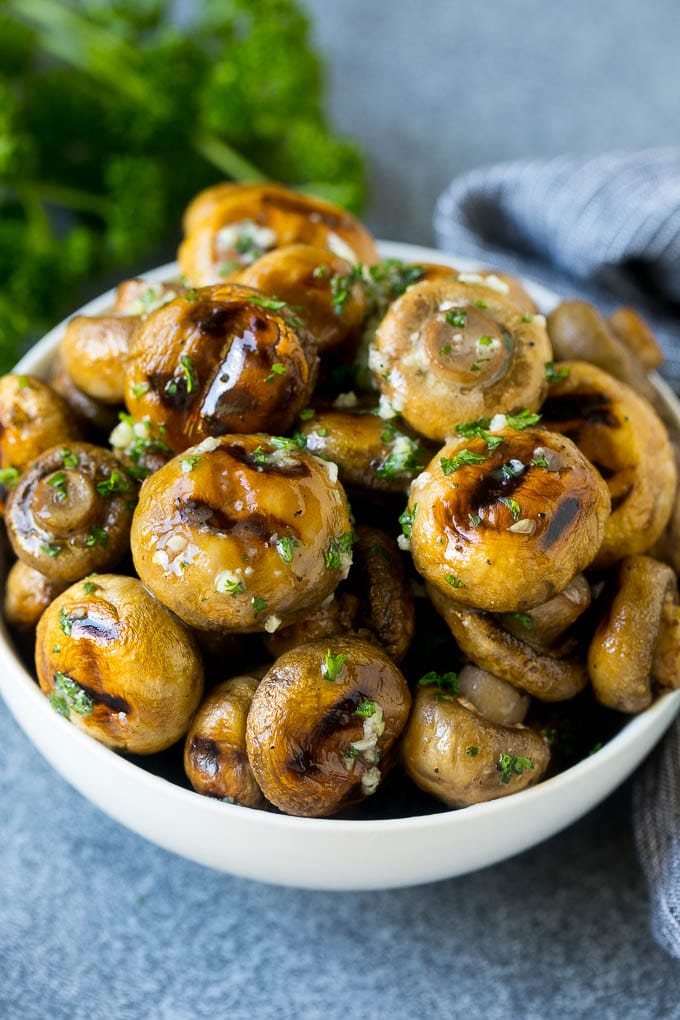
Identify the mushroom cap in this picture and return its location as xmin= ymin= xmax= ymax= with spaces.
xmin=608 ymin=307 xmax=663 ymax=371
xmin=541 ymin=361 xmax=677 ymax=567
xmin=35 ymin=574 xmax=204 ymax=754
xmin=245 ymin=637 xmax=411 ymax=817
xmin=60 ymin=314 xmax=139 ymax=404
xmin=0 ymin=374 xmax=81 ymax=481
xmin=298 ymin=410 xmax=429 ymax=494
xmin=130 ymin=435 xmax=354 ymax=632
xmin=3 ymin=560 xmax=68 ymax=631
xmin=428 ymin=584 xmax=589 ymax=702
xmin=408 ymin=427 xmax=610 ymax=612
xmin=5 ymin=442 xmax=137 ymax=583
xmin=588 ymin=555 xmax=677 ymax=713
xmin=351 ymin=525 xmax=415 ymax=662
xmin=124 ymin=283 xmax=318 ymax=453
xmin=235 ymin=244 xmax=367 ymax=353
xmin=179 ymin=184 xmax=379 ymax=285
xmin=50 ymin=358 xmax=121 ymax=434
xmin=499 ymin=573 xmax=592 ymax=649
xmin=182 ymin=181 xmax=264 ymax=234
xmin=113 ymin=277 xmax=184 ymax=316
xmin=184 ymin=674 xmax=265 ymax=807
xmin=369 ymin=278 xmax=551 ymax=440
xmin=457 ymin=664 xmax=531 ymax=726
xmin=401 ymin=688 xmax=550 ymax=808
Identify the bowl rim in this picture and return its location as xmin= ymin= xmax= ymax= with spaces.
xmin=3 ymin=239 xmax=679 ymax=839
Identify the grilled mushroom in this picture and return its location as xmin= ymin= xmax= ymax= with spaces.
xmin=60 ymin=314 xmax=139 ymax=405
xmin=184 ymin=673 xmax=265 ymax=807
xmin=369 ymin=276 xmax=551 ymax=440
xmin=0 ymin=375 xmax=81 ymax=505
xmin=235 ymin=244 xmax=367 ymax=353
xmin=588 ymin=555 xmax=679 ymax=713
xmin=179 ymin=183 xmax=378 ymax=285
xmin=5 ymin=442 xmax=137 ymax=582
xmin=124 ymin=283 xmax=318 ymax=452
xmin=428 ymin=585 xmax=589 ymax=702
xmin=245 ymin=637 xmax=411 ymax=816
xmin=608 ymin=307 xmax=664 ymax=372
xmin=3 ymin=560 xmax=68 ymax=631
xmin=407 ymin=427 xmax=610 ymax=612
xmin=35 ymin=574 xmax=203 ymax=753
xmin=297 ymin=410 xmax=429 ymax=494
xmin=401 ymin=684 xmax=550 ymax=807
xmin=541 ymin=361 xmax=676 ymax=567
xmin=112 ymin=277 xmax=184 ymax=316
xmin=130 ymin=435 xmax=354 ymax=632
xmin=50 ymin=359 xmax=121 ymax=434
xmin=183 ymin=181 xmax=259 ymax=234
xmin=499 ymin=574 xmax=592 ymax=649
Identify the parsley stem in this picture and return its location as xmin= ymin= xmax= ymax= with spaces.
xmin=193 ymin=134 xmax=267 ymax=184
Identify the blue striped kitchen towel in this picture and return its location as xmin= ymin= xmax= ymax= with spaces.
xmin=434 ymin=149 xmax=680 ymax=958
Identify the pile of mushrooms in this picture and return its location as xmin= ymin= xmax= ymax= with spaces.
xmin=2 ymin=180 xmax=679 ymax=819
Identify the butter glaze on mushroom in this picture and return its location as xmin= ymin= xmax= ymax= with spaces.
xmin=541 ymin=361 xmax=676 ymax=568
xmin=179 ymin=183 xmax=379 ymax=286
xmin=35 ymin=574 xmax=204 ymax=754
xmin=60 ymin=314 xmax=139 ymax=405
xmin=401 ymin=686 xmax=550 ymax=808
xmin=235 ymin=244 xmax=367 ymax=353
xmin=3 ymin=560 xmax=68 ymax=631
xmin=125 ymin=283 xmax=318 ymax=452
xmin=6 ymin=442 xmax=137 ymax=582
xmin=369 ymin=277 xmax=551 ymax=441
xmin=131 ymin=435 xmax=354 ymax=632
xmin=407 ymin=427 xmax=610 ymax=612
xmin=184 ymin=673 xmax=265 ymax=807
xmin=245 ymin=637 xmax=411 ymax=817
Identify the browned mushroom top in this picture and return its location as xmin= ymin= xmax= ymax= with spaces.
xmin=130 ymin=434 xmax=354 ymax=633
xmin=297 ymin=410 xmax=430 ymax=494
xmin=369 ymin=277 xmax=551 ymax=440
xmin=235 ymin=244 xmax=367 ymax=353
xmin=5 ymin=442 xmax=137 ymax=583
xmin=60 ymin=314 xmax=139 ymax=405
xmin=35 ymin=574 xmax=204 ymax=754
xmin=0 ymin=375 xmax=81 ymax=499
xmin=541 ymin=361 xmax=676 ymax=567
xmin=499 ymin=573 xmax=592 ymax=650
xmin=407 ymin=427 xmax=610 ymax=612
xmin=179 ymin=183 xmax=379 ymax=285
xmin=245 ymin=637 xmax=411 ymax=816
xmin=124 ymin=283 xmax=318 ymax=452
xmin=3 ymin=560 xmax=68 ymax=631
xmin=401 ymin=686 xmax=550 ymax=808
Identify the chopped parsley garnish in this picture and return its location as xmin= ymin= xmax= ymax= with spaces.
xmin=509 ymin=612 xmax=534 ymax=631
xmin=439 ymin=344 xmax=452 ymax=355
xmin=521 ymin=314 xmax=534 ymax=323
xmin=495 ymin=460 xmax=525 ymax=482
xmin=47 ymin=471 xmax=68 ymax=501
xmin=469 ymin=513 xmax=481 ymax=528
xmin=506 ymin=409 xmax=541 ymax=430
xmin=329 ymin=265 xmax=362 ymax=315
xmin=52 ymin=644 xmax=61 ymax=654
xmin=455 ymin=418 xmax=504 ymax=451
xmin=589 ymin=742 xmax=603 ymax=756
xmin=474 ymin=299 xmax=488 ymax=309
xmin=0 ymin=466 xmax=20 ymax=488
xmin=217 ymin=576 xmax=245 ymax=596
xmin=377 ymin=432 xmax=424 ymax=479
xmin=41 ymin=543 xmax=62 ymax=557
xmin=131 ymin=382 xmax=150 ymax=399
xmin=17 ymin=376 xmax=30 ymax=388
xmin=545 ymin=361 xmax=569 ymax=383
xmin=440 ymin=449 xmax=487 ymax=475
xmin=49 ymin=671 xmax=93 ymax=719
xmin=83 ymin=580 xmax=98 ymax=595
xmin=299 ymin=407 xmax=315 ymax=421
xmin=417 ymin=670 xmax=459 ymax=701
xmin=478 ymin=335 xmax=493 ymax=346
xmin=251 ymin=596 xmax=268 ymax=615
xmin=265 ymin=362 xmax=286 ymax=383
xmin=61 ymin=448 xmax=79 ymax=468
xmin=312 ymin=264 xmax=330 ymax=279
xmin=183 ymin=289 xmax=198 ymax=302
xmin=399 ymin=503 xmax=417 ymax=538
xmin=445 ymin=574 xmax=465 ymax=588
xmin=367 ymin=259 xmax=426 ymax=299
xmin=344 ymin=745 xmax=361 ymax=760
xmin=180 ymin=455 xmax=202 ymax=473
xmin=532 ymin=454 xmax=549 ymax=468
xmin=86 ymin=527 xmax=108 ymax=548
xmin=324 ymin=531 xmax=356 ymax=570
xmin=95 ymin=470 xmax=132 ymax=497
xmin=275 ymin=535 xmax=301 ymax=563
xmin=499 ymin=496 xmax=521 ymax=520
xmin=497 ymin=753 xmax=534 ymax=784
xmin=445 ymin=309 xmax=466 ymax=328
xmin=179 ymin=355 xmax=197 ymax=393
xmin=466 ymin=745 xmax=479 ymax=756
xmin=353 ymin=699 xmax=376 ymax=719
xmin=322 ymin=649 xmax=348 ymax=682
xmin=58 ymin=607 xmax=72 ymax=635
xmin=249 ymin=296 xmax=288 ymax=311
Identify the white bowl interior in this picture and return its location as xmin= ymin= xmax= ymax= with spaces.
xmin=1 ymin=241 xmax=678 ymax=890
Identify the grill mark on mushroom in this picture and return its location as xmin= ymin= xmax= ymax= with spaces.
xmin=179 ymin=499 xmax=293 ymax=544
xmin=469 ymin=466 xmax=526 ymax=511
xmin=287 ymin=746 xmax=319 ymax=775
xmin=78 ymin=681 xmax=131 ymax=715
xmin=188 ymin=735 xmax=222 ymax=778
xmin=539 ymin=496 xmax=581 ymax=549
xmin=220 ymin=442 xmax=311 ymax=478
xmin=542 ymin=392 xmax=619 ymax=428
xmin=149 ymin=371 xmax=195 ymax=410
xmin=193 ymin=304 xmax=235 ymax=337
xmin=261 ymin=191 xmax=349 ymax=230
xmin=312 ymin=692 xmax=366 ymax=740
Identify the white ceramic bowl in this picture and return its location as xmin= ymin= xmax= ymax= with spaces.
xmin=1 ymin=242 xmax=678 ymax=890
